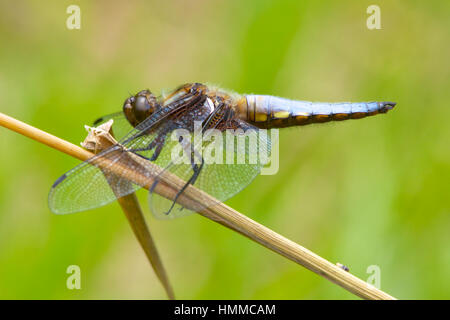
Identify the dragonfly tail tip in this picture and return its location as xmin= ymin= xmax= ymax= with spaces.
xmin=380 ymin=101 xmax=396 ymax=111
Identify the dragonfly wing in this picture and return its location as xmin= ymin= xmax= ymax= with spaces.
xmin=49 ymin=146 xmax=138 ymax=214
xmin=92 ymin=111 xmax=133 ymax=141
xmin=49 ymin=90 xmax=203 ymax=214
xmin=149 ymin=120 xmax=272 ymax=219
xmin=48 ymin=122 xmax=176 ymax=214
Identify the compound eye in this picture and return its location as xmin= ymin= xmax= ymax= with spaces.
xmin=134 ymin=96 xmax=150 ymax=115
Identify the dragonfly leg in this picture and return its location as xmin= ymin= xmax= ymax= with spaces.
xmin=150 ymin=140 xmax=165 ymax=161
xmin=130 ymin=138 xmax=157 ymax=153
xmin=165 ymin=101 xmax=228 ymax=214
xmin=129 ymin=142 xmax=157 ymax=161
xmin=165 ymin=156 xmax=204 ymax=215
xmin=162 ymin=134 xmax=204 ymax=215
xmin=129 ymin=126 xmax=171 ymax=161
xmin=134 ymin=134 xmax=167 ymax=162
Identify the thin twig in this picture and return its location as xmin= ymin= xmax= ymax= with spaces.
xmin=0 ymin=112 xmax=396 ymax=300
xmin=117 ymin=194 xmax=175 ymax=299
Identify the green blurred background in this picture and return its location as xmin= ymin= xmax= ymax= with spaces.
xmin=0 ymin=0 xmax=449 ymax=299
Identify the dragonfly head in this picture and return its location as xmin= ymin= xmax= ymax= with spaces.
xmin=123 ymin=89 xmax=160 ymax=127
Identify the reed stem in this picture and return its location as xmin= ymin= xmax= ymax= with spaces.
xmin=117 ymin=194 xmax=175 ymax=299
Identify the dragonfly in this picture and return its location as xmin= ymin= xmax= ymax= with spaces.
xmin=48 ymin=83 xmax=396 ymax=218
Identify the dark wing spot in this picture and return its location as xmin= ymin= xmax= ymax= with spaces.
xmin=93 ymin=117 xmax=105 ymax=126
xmin=52 ymin=173 xmax=67 ymax=188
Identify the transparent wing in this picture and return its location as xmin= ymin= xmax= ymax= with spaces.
xmin=49 ymin=146 xmax=139 ymax=214
xmin=92 ymin=112 xmax=133 ymax=141
xmin=48 ymin=120 xmax=183 ymax=214
xmin=149 ymin=120 xmax=272 ymax=219
xmin=49 ymin=91 xmax=200 ymax=214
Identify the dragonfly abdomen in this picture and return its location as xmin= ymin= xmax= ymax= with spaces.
xmin=242 ymin=95 xmax=396 ymax=129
